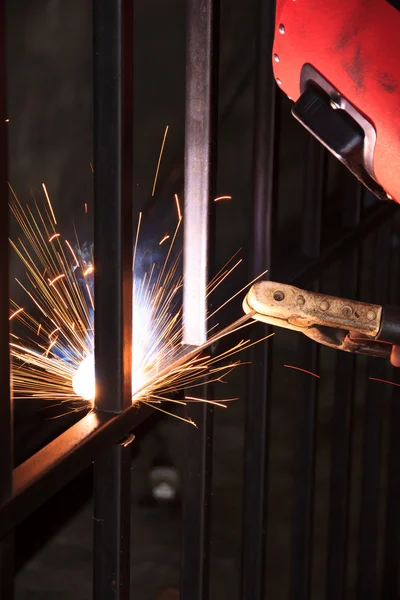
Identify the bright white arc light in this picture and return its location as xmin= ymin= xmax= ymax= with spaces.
xmin=72 ymin=353 xmax=95 ymax=401
xmin=72 ymin=351 xmax=147 ymax=402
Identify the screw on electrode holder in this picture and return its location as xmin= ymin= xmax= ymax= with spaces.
xmin=342 ymin=305 xmax=353 ymax=318
xmin=278 ymin=23 xmax=285 ymax=34
xmin=273 ymin=290 xmax=285 ymax=302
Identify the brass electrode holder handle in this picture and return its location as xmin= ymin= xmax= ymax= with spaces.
xmin=243 ymin=281 xmax=400 ymax=359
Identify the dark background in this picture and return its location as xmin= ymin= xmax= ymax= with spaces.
xmin=8 ymin=0 xmax=400 ymax=599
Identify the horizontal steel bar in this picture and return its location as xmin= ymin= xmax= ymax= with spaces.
xmin=0 ymin=404 xmax=153 ymax=539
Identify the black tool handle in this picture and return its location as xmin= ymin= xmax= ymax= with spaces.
xmin=377 ymin=306 xmax=400 ymax=345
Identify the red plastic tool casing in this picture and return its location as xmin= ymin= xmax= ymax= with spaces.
xmin=273 ymin=0 xmax=400 ymax=202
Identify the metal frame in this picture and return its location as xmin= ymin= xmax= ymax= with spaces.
xmin=1 ymin=0 xmax=400 ymax=598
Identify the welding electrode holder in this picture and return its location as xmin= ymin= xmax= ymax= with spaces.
xmin=243 ymin=281 xmax=400 ymax=359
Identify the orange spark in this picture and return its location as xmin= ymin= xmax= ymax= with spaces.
xmin=42 ymin=183 xmax=57 ymax=225
xmin=45 ymin=339 xmax=57 ymax=357
xmin=174 ymin=193 xmax=182 ymax=221
xmin=369 ymin=377 xmax=400 ymax=388
xmin=159 ymin=234 xmax=170 ymax=245
xmin=49 ymin=327 xmax=61 ymax=339
xmin=83 ymin=266 xmax=94 ymax=277
xmin=37 ymin=324 xmax=42 ymax=336
xmin=86 ymin=284 xmax=94 ymax=310
xmin=89 ymin=161 xmax=94 ymax=173
xmin=65 ymin=240 xmax=79 ymax=268
xmin=9 ymin=307 xmax=23 ymax=321
xmin=5 ymin=119 xmax=9 ymax=123
xmin=152 ymin=125 xmax=169 ymax=197
xmin=49 ymin=274 xmax=65 ymax=286
xmin=49 ymin=233 xmax=60 ymax=242
xmin=214 ymin=195 xmax=232 ymax=202
xmin=283 ymin=364 xmax=320 ymax=378
xmin=84 ymin=203 xmax=88 ymax=213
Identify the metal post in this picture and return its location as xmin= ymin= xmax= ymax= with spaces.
xmin=0 ymin=0 xmax=13 ymax=595
xmin=241 ymin=0 xmax=278 ymax=597
xmin=357 ymin=221 xmax=391 ymax=600
xmin=382 ymin=229 xmax=400 ymax=597
xmin=181 ymin=0 xmax=219 ymax=597
xmin=93 ymin=0 xmax=134 ymax=598
xmin=290 ymin=137 xmax=325 ymax=600
xmin=93 ymin=438 xmax=133 ymax=599
xmin=326 ymin=182 xmax=362 ymax=600
xmin=382 ymin=368 xmax=400 ymax=598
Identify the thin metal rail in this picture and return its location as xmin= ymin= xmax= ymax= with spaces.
xmin=240 ymin=0 xmax=278 ymax=597
xmin=357 ymin=221 xmax=392 ymax=600
xmin=0 ymin=0 xmax=13 ymax=595
xmin=181 ymin=0 xmax=219 ymax=597
xmin=92 ymin=0 xmax=134 ymax=596
xmin=326 ymin=181 xmax=362 ymax=600
xmin=290 ymin=137 xmax=325 ymax=600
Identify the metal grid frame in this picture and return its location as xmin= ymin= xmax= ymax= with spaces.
xmin=1 ymin=0 xmax=400 ymax=598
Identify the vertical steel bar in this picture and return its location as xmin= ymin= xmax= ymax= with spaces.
xmin=93 ymin=0 xmax=134 ymax=598
xmin=290 ymin=137 xmax=325 ymax=600
xmin=326 ymin=183 xmax=362 ymax=600
xmin=301 ymin=139 xmax=326 ymax=259
xmin=181 ymin=0 xmax=219 ymax=598
xmin=0 ymin=538 xmax=13 ymax=599
xmin=93 ymin=439 xmax=133 ymax=599
xmin=0 ymin=0 xmax=13 ymax=595
xmin=240 ymin=0 xmax=278 ymax=597
xmin=382 ymin=233 xmax=400 ymax=599
xmin=357 ymin=222 xmax=391 ymax=600
xmin=382 ymin=367 xmax=400 ymax=599
xmin=182 ymin=0 xmax=219 ymax=348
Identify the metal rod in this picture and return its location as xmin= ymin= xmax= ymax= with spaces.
xmin=181 ymin=402 xmax=214 ymax=600
xmin=181 ymin=0 xmax=219 ymax=597
xmin=240 ymin=0 xmax=278 ymax=597
xmin=290 ymin=136 xmax=325 ymax=600
xmin=92 ymin=1 xmax=134 ymax=597
xmin=0 ymin=537 xmax=14 ymax=599
xmin=182 ymin=0 xmax=219 ymax=347
xmin=0 ymin=0 xmax=11 ymax=508
xmin=301 ymin=139 xmax=326 ymax=258
xmin=0 ymin=0 xmax=13 ymax=594
xmin=290 ymin=335 xmax=318 ymax=600
xmin=357 ymin=221 xmax=391 ymax=600
xmin=93 ymin=438 xmax=133 ymax=600
xmin=382 ymin=224 xmax=400 ymax=597
xmin=0 ymin=406 xmax=153 ymax=539
xmin=326 ymin=183 xmax=362 ymax=600
xmin=93 ymin=0 xmax=133 ymax=415
xmin=382 ymin=367 xmax=400 ymax=598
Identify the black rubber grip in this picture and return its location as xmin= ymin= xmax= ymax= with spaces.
xmin=377 ymin=305 xmax=400 ymax=345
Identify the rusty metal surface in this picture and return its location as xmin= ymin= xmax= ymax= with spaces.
xmin=244 ymin=280 xmax=382 ymax=335
xmin=243 ymin=280 xmax=391 ymax=357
